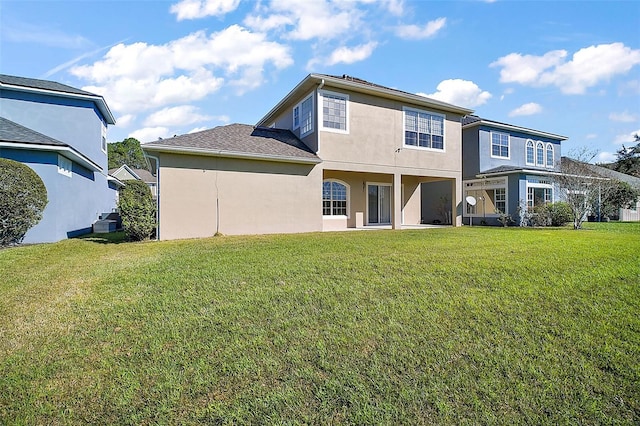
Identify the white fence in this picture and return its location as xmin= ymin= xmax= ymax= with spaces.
xmin=619 ymin=201 xmax=640 ymax=221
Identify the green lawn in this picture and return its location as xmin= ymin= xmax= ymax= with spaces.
xmin=1 ymin=224 xmax=639 ymax=424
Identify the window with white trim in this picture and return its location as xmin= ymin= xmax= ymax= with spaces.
xmin=323 ymin=180 xmax=348 ymax=216
xmin=491 ymin=132 xmax=509 ymax=158
xmin=58 ymin=155 xmax=72 ymax=177
xmin=320 ymin=90 xmax=348 ymax=132
xmin=404 ymin=108 xmax=444 ymax=150
xmin=526 ymin=140 xmax=535 ymax=165
xmin=293 ymin=105 xmax=300 ymax=129
xmin=527 ymin=187 xmax=552 ymax=208
xmin=494 ymin=188 xmax=506 ymax=213
xmin=536 ymin=142 xmax=544 ymax=166
xmin=546 ymin=143 xmax=554 ymax=167
xmin=300 ymin=96 xmax=313 ymax=136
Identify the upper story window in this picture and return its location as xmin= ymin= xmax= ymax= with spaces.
xmin=320 ymin=90 xmax=348 ymax=133
xmin=101 ymin=123 xmax=107 ymax=153
xmin=293 ymin=105 xmax=300 ymax=129
xmin=536 ymin=142 xmax=545 ymax=166
xmin=491 ymin=132 xmax=510 ymax=158
xmin=58 ymin=155 xmax=72 ymax=177
xmin=300 ymin=95 xmax=313 ymax=136
xmin=546 ymin=143 xmax=554 ymax=167
xmin=403 ymin=107 xmax=444 ymax=150
xmin=526 ymin=140 xmax=535 ymax=165
xmin=323 ymin=180 xmax=349 ymax=217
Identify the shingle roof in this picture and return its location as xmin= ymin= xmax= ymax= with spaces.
xmin=562 ymin=157 xmax=640 ymax=189
xmin=131 ymin=168 xmax=156 ymax=183
xmin=462 ymin=114 xmax=567 ymax=141
xmin=0 ymin=117 xmax=67 ymax=146
xmin=461 ymin=115 xmax=482 ymax=126
xmin=0 ymin=74 xmax=97 ymax=97
xmin=142 ymin=124 xmax=320 ymax=163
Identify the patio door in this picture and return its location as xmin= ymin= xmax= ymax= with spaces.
xmin=367 ymin=184 xmax=392 ymax=224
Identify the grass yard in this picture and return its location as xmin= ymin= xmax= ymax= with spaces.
xmin=1 ymin=224 xmax=639 ymax=424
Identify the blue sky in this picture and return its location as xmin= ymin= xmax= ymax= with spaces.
xmin=1 ymin=0 xmax=639 ymax=163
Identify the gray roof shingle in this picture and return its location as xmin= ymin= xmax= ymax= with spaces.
xmin=143 ymin=124 xmax=320 ymax=163
xmin=0 ymin=74 xmax=97 ymax=97
xmin=562 ymin=157 xmax=640 ymax=189
xmin=0 ymin=117 xmax=67 ymax=146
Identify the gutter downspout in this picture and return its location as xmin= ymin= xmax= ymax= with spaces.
xmin=145 ymin=154 xmax=161 ymax=241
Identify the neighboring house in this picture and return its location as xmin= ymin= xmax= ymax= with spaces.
xmin=109 ymin=164 xmax=157 ymax=199
xmin=0 ymin=74 xmax=118 ymax=243
xmin=461 ymin=115 xmax=567 ymax=225
xmin=142 ymin=74 xmax=472 ymax=240
xmin=561 ymin=157 xmax=640 ymax=221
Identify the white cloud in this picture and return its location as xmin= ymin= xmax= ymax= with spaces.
xmin=170 ymin=0 xmax=240 ymax=20
xmin=383 ymin=0 xmax=404 ymax=16
xmin=71 ymin=25 xmax=293 ymax=114
xmin=395 ymin=17 xmax=446 ymax=40
xmin=243 ymin=14 xmax=293 ymax=32
xmin=585 ymin=133 xmax=598 ymax=139
xmin=244 ymin=0 xmax=361 ymax=41
xmin=595 ymin=151 xmax=617 ymax=163
xmin=130 ymin=127 xmax=172 ymax=143
xmin=326 ymin=42 xmax=378 ymax=66
xmin=509 ymin=102 xmax=543 ymax=117
xmin=609 ymin=111 xmax=638 ymax=123
xmin=491 ymin=43 xmax=640 ymax=94
xmin=614 ymin=129 xmax=640 ymax=144
xmin=115 ymin=114 xmax=136 ymax=127
xmin=420 ymin=79 xmax=492 ymax=108
xmin=490 ymin=50 xmax=567 ymax=85
xmin=144 ymin=105 xmax=212 ymax=127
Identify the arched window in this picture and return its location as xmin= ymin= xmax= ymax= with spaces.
xmin=526 ymin=140 xmax=534 ymax=164
xmin=536 ymin=142 xmax=544 ymax=166
xmin=546 ymin=144 xmax=554 ymax=167
xmin=323 ymin=180 xmax=348 ymax=216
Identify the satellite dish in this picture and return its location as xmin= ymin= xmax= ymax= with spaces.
xmin=466 ymin=196 xmax=477 ymax=206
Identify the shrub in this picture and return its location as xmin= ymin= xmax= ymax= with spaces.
xmin=118 ymin=180 xmax=156 ymax=241
xmin=547 ymin=202 xmax=573 ymax=226
xmin=496 ymin=210 xmax=512 ymax=227
xmin=0 ymin=158 xmax=48 ymax=245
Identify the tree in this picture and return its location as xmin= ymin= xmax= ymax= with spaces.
xmin=118 ymin=180 xmax=156 ymax=241
xmin=613 ymin=134 xmax=640 ymax=178
xmin=0 ymin=158 xmax=48 ymax=245
xmin=597 ymin=180 xmax=640 ymax=219
xmin=556 ymin=151 xmax=617 ymax=229
xmin=108 ymin=137 xmax=149 ymax=170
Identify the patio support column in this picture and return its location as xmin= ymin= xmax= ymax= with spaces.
xmin=393 ymin=172 xmax=402 ymax=229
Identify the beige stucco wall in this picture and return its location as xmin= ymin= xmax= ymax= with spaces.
xmin=318 ymin=90 xmax=463 ymax=177
xmin=156 ymin=153 xmax=322 ymax=240
xmin=267 ymin=84 xmax=465 ymax=228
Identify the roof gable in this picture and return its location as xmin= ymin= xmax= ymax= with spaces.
xmin=256 ymin=73 xmax=474 ymax=127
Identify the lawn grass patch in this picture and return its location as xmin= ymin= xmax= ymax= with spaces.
xmin=1 ymin=224 xmax=639 ymax=424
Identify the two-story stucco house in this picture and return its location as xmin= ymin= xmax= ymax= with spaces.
xmin=0 ymin=74 xmax=118 ymax=243
xmin=461 ymin=115 xmax=567 ymax=225
xmin=142 ymin=74 xmax=472 ymax=240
